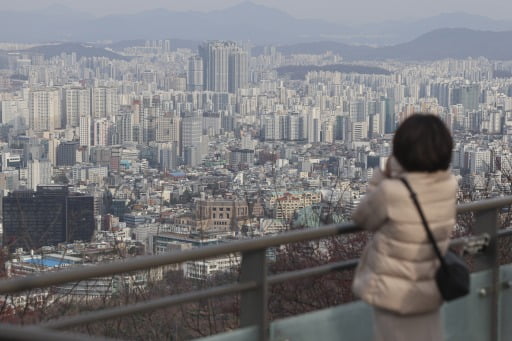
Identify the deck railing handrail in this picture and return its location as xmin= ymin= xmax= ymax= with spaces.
xmin=0 ymin=195 xmax=511 ymax=341
xmin=0 ymin=223 xmax=361 ymax=294
xmin=2 ymin=196 xmax=510 ymax=294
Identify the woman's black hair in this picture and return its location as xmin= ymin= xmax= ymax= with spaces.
xmin=393 ymin=113 xmax=453 ymax=172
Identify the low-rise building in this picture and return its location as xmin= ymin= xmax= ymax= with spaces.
xmin=184 ymin=254 xmax=240 ymax=280
xmin=195 ymin=197 xmax=249 ymax=232
xmin=268 ymin=191 xmax=322 ymax=220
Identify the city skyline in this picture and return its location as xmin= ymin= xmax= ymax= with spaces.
xmin=0 ymin=0 xmax=511 ymax=336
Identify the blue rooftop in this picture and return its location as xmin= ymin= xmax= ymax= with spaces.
xmin=23 ymin=257 xmax=73 ymax=268
xmin=170 ymin=171 xmax=186 ymax=177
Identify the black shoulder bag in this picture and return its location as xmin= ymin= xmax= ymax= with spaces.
xmin=400 ymin=178 xmax=470 ymax=301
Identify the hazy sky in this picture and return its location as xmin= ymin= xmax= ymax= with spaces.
xmin=1 ymin=0 xmax=512 ymax=23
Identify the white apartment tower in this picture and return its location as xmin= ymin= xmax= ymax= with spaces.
xmin=321 ymin=120 xmax=335 ymax=143
xmin=181 ymin=115 xmax=202 ymax=151
xmin=199 ymin=41 xmax=249 ymax=94
xmin=92 ymin=87 xmax=118 ymax=118
xmin=351 ymin=121 xmax=369 ymax=142
xmin=79 ymin=115 xmax=91 ymax=147
xmin=29 ymin=88 xmax=62 ymax=132
xmin=27 ymin=159 xmax=52 ymax=191
xmin=262 ymin=114 xmax=281 ymax=141
xmin=94 ymin=118 xmax=110 ymax=146
xmin=157 ymin=142 xmax=179 ymax=171
xmin=200 ymin=42 xmax=230 ymax=93
xmin=1 ymin=98 xmax=29 ymax=132
xmin=64 ymin=87 xmax=90 ymax=128
xmin=306 ymin=110 xmax=321 ymax=143
xmin=48 ymin=136 xmax=60 ymax=167
xmin=228 ymin=47 xmax=249 ymax=93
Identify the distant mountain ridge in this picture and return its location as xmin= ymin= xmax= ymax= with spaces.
xmin=277 ymin=29 xmax=512 ymax=61
xmin=352 ymin=12 xmax=512 ymax=44
xmin=12 ymin=28 xmax=512 ymax=62
xmin=0 ymin=3 xmax=511 ymax=45
xmin=23 ymin=43 xmax=130 ymax=60
xmin=0 ymin=2 xmax=348 ymax=44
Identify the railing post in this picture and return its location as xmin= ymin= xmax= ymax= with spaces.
xmin=473 ymin=208 xmax=499 ymax=341
xmin=240 ymin=249 xmax=268 ymax=341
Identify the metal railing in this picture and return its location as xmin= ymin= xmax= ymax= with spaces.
xmin=1 ymin=196 xmax=512 ymax=341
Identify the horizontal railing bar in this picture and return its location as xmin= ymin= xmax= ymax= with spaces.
xmin=265 ymin=235 xmax=478 ymax=285
xmin=268 ymin=259 xmax=359 ymax=285
xmin=497 ymin=227 xmax=512 ymax=238
xmin=449 ymin=236 xmax=467 ymax=248
xmin=456 ymin=196 xmax=512 ymax=213
xmin=34 ymin=232 xmax=504 ymax=330
xmin=7 ymin=215 xmax=511 ymax=336
xmin=0 ymin=324 xmax=116 ymax=341
xmin=38 ymin=233 xmax=490 ymax=331
xmin=0 ymin=196 xmax=510 ymax=296
xmin=266 ymin=234 xmax=490 ymax=285
xmin=41 ymin=281 xmax=257 ymax=330
xmin=0 ymin=223 xmax=359 ymax=294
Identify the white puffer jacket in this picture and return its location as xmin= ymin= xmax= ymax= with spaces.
xmin=352 ymin=160 xmax=457 ymax=315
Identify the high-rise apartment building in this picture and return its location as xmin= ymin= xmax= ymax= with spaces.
xmin=306 ymin=111 xmax=321 ymax=144
xmin=351 ymin=121 xmax=369 ymax=142
xmin=349 ymin=100 xmax=366 ymax=122
xmin=156 ymin=114 xmax=181 ymax=144
xmin=187 ymin=56 xmax=204 ymax=91
xmin=202 ymin=112 xmax=221 ymax=136
xmin=181 ymin=115 xmax=202 ymax=151
xmin=79 ymin=115 xmax=91 ymax=147
xmin=114 ymin=112 xmax=133 ymax=144
xmin=261 ymin=114 xmax=283 ymax=141
xmin=381 ymin=97 xmax=396 ymax=134
xmin=200 ymin=41 xmax=230 ymax=92
xmin=286 ymin=113 xmax=304 ymax=141
xmin=64 ymin=87 xmax=90 ymax=128
xmin=47 ymin=136 xmax=60 ymax=167
xmin=27 ymin=159 xmax=52 ymax=191
xmin=110 ymin=146 xmax=121 ymax=172
xmin=369 ymin=113 xmax=381 ymax=137
xmin=261 ymin=113 xmax=306 ymax=141
xmin=321 ymin=120 xmax=334 ymax=143
xmin=94 ymin=118 xmax=110 ymax=146
xmin=29 ymin=88 xmax=61 ymax=132
xmin=469 ymin=149 xmax=492 ymax=174
xmin=1 ymin=98 xmax=29 ymax=132
xmin=92 ymin=87 xmax=118 ymax=118
xmin=199 ymin=41 xmax=249 ymax=93
xmin=157 ymin=142 xmax=179 ymax=171
xmin=228 ymin=47 xmax=249 ymax=93
xmin=451 ymin=84 xmax=480 ymax=112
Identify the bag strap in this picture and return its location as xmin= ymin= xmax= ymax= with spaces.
xmin=399 ymin=178 xmax=447 ymax=269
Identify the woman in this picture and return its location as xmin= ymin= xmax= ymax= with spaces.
xmin=352 ymin=113 xmax=457 ymax=341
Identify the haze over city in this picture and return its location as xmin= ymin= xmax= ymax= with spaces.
xmin=0 ymin=0 xmax=510 ymax=340
xmin=2 ymin=0 xmax=512 ymax=23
